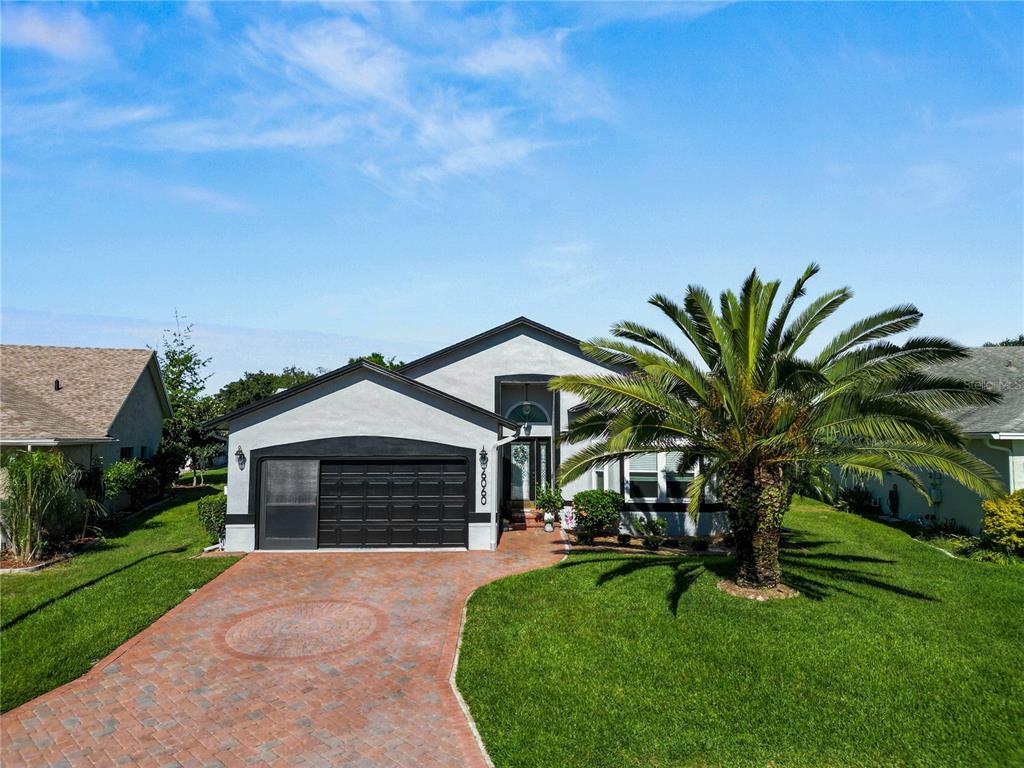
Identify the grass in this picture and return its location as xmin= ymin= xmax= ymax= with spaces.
xmin=0 ymin=481 xmax=239 ymax=712
xmin=457 ymin=498 xmax=1024 ymax=768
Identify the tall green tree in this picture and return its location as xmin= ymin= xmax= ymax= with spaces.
xmin=982 ymin=335 xmax=1024 ymax=347
xmin=213 ymin=366 xmax=318 ymax=415
xmin=552 ymin=265 xmax=1005 ymax=589
xmin=347 ymin=352 xmax=405 ymax=369
xmin=157 ymin=314 xmax=221 ymax=486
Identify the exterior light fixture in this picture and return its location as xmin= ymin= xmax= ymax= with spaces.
xmin=235 ymin=446 xmax=246 ymax=471
xmin=479 ymin=446 xmax=488 ymax=468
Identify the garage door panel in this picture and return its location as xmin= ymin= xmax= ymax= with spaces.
xmin=317 ymin=458 xmax=467 ymax=548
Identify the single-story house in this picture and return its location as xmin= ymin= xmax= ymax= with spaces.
xmin=206 ymin=317 xmax=725 ymax=552
xmin=0 ymin=344 xmax=173 ymax=471
xmin=851 ymin=346 xmax=1024 ymax=532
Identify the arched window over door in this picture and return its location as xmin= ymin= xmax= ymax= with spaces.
xmin=505 ymin=401 xmax=550 ymax=424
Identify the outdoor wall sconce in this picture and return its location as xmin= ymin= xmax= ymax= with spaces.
xmin=235 ymin=446 xmax=246 ymax=471
xmin=479 ymin=446 xmax=488 ymax=506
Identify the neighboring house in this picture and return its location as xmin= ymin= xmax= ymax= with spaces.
xmin=206 ymin=317 xmax=725 ymax=553
xmin=0 ymin=345 xmax=173 ymax=473
xmin=853 ymin=346 xmax=1024 ymax=533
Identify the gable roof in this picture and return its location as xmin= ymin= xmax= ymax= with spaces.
xmin=399 ymin=316 xmax=604 ymax=375
xmin=930 ymin=346 xmax=1024 ymax=435
xmin=0 ymin=345 xmax=172 ymax=442
xmin=203 ymin=360 xmax=519 ymax=430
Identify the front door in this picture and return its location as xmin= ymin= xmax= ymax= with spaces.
xmin=504 ymin=439 xmax=550 ymax=503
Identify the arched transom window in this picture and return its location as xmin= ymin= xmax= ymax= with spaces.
xmin=506 ymin=400 xmax=550 ymax=424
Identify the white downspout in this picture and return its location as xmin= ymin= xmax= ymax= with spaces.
xmin=490 ymin=428 xmax=521 ymax=551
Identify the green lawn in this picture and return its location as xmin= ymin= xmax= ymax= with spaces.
xmin=0 ymin=482 xmax=239 ymax=712
xmin=458 ymin=498 xmax=1024 ymax=768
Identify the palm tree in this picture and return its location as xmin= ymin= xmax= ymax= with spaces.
xmin=551 ymin=265 xmax=1005 ymax=589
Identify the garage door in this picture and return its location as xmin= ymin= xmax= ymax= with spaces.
xmin=317 ymin=458 xmax=469 ymax=548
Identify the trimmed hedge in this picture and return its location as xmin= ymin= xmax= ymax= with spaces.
xmin=197 ymin=493 xmax=227 ymax=543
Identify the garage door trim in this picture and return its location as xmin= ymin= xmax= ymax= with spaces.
xmin=240 ymin=436 xmax=477 ymax=549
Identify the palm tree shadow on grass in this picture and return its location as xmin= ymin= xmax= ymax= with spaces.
xmin=1 ymin=545 xmax=189 ymax=632
xmin=558 ymin=530 xmax=937 ymax=607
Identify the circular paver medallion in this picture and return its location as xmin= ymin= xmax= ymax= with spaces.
xmin=222 ymin=600 xmax=383 ymax=660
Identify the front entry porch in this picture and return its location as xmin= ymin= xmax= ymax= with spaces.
xmin=501 ymin=437 xmax=552 ymax=530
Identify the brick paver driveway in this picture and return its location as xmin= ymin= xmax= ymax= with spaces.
xmin=1 ymin=528 xmax=564 ymax=767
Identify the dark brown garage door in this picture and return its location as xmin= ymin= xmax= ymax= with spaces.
xmin=317 ymin=458 xmax=468 ymax=548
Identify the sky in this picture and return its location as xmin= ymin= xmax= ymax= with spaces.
xmin=2 ymin=1 xmax=1022 ymax=390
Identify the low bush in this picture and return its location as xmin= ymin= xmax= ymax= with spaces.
xmin=104 ymin=459 xmax=160 ymax=510
xmin=835 ymin=486 xmax=877 ymax=516
xmin=616 ymin=533 xmax=632 ymax=546
xmin=571 ymin=489 xmax=623 ymax=545
xmin=691 ymin=536 xmax=711 ymax=552
xmin=634 ymin=515 xmax=668 ymax=550
xmin=980 ymin=490 xmax=1024 ymax=556
xmin=197 ymin=493 xmax=227 ymax=543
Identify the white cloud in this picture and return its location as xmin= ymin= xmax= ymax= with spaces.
xmin=145 ymin=114 xmax=351 ymax=152
xmin=162 ymin=184 xmax=252 ymax=214
xmin=459 ymin=33 xmax=565 ymax=77
xmin=3 ymin=98 xmax=166 ymax=136
xmin=183 ymin=1 xmax=215 ymax=28
xmin=1 ymin=5 xmax=110 ymax=62
xmin=245 ymin=18 xmax=407 ymax=105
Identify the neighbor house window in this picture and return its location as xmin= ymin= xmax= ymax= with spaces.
xmin=119 ymin=447 xmax=134 ymax=460
xmin=627 ymin=453 xmax=659 ymax=500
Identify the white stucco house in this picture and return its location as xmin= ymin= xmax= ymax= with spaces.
xmin=0 ymin=345 xmax=172 ymax=470
xmin=206 ymin=318 xmax=725 ymax=552
xmin=853 ymin=346 xmax=1024 ymax=533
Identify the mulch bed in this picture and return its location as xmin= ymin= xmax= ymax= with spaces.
xmin=1 ymin=536 xmax=103 ymax=574
xmin=717 ymin=579 xmax=800 ymax=601
xmin=567 ymin=534 xmax=730 ymax=556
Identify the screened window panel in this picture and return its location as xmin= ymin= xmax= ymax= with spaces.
xmin=263 ymin=460 xmax=318 ymax=506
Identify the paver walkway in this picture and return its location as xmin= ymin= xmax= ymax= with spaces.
xmin=1 ymin=528 xmax=564 ymax=767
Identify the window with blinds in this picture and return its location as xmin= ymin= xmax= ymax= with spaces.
xmin=628 ymin=453 xmax=659 ymax=499
xmin=664 ymin=451 xmax=693 ymax=500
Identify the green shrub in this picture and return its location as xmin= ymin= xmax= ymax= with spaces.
xmin=103 ymin=459 xmax=160 ymax=510
xmin=980 ymin=490 xmax=1024 ymax=555
xmin=0 ymin=451 xmax=98 ymax=562
xmin=634 ymin=515 xmax=668 ymax=550
xmin=535 ymin=484 xmax=564 ymax=521
xmin=148 ymin=443 xmax=186 ymax=491
xmin=691 ymin=536 xmax=711 ymax=552
xmin=835 ymin=486 xmax=877 ymax=516
xmin=616 ymin=533 xmax=632 ymax=546
xmin=571 ymin=489 xmax=623 ymax=545
xmin=197 ymin=493 xmax=227 ymax=543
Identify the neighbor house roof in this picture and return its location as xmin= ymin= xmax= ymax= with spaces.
xmin=0 ymin=345 xmax=172 ymax=443
xmin=203 ymin=360 xmax=519 ymax=430
xmin=931 ymin=346 xmax=1024 ymax=436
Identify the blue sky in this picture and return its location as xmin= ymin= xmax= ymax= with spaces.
xmin=2 ymin=2 xmax=1021 ymax=390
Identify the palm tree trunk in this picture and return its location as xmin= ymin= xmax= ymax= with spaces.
xmin=721 ymin=463 xmax=790 ymax=589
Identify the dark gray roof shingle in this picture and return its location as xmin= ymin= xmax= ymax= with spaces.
xmin=930 ymin=346 xmax=1024 ymax=435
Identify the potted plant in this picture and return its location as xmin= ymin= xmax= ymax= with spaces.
xmin=535 ymin=483 xmax=564 ymax=533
